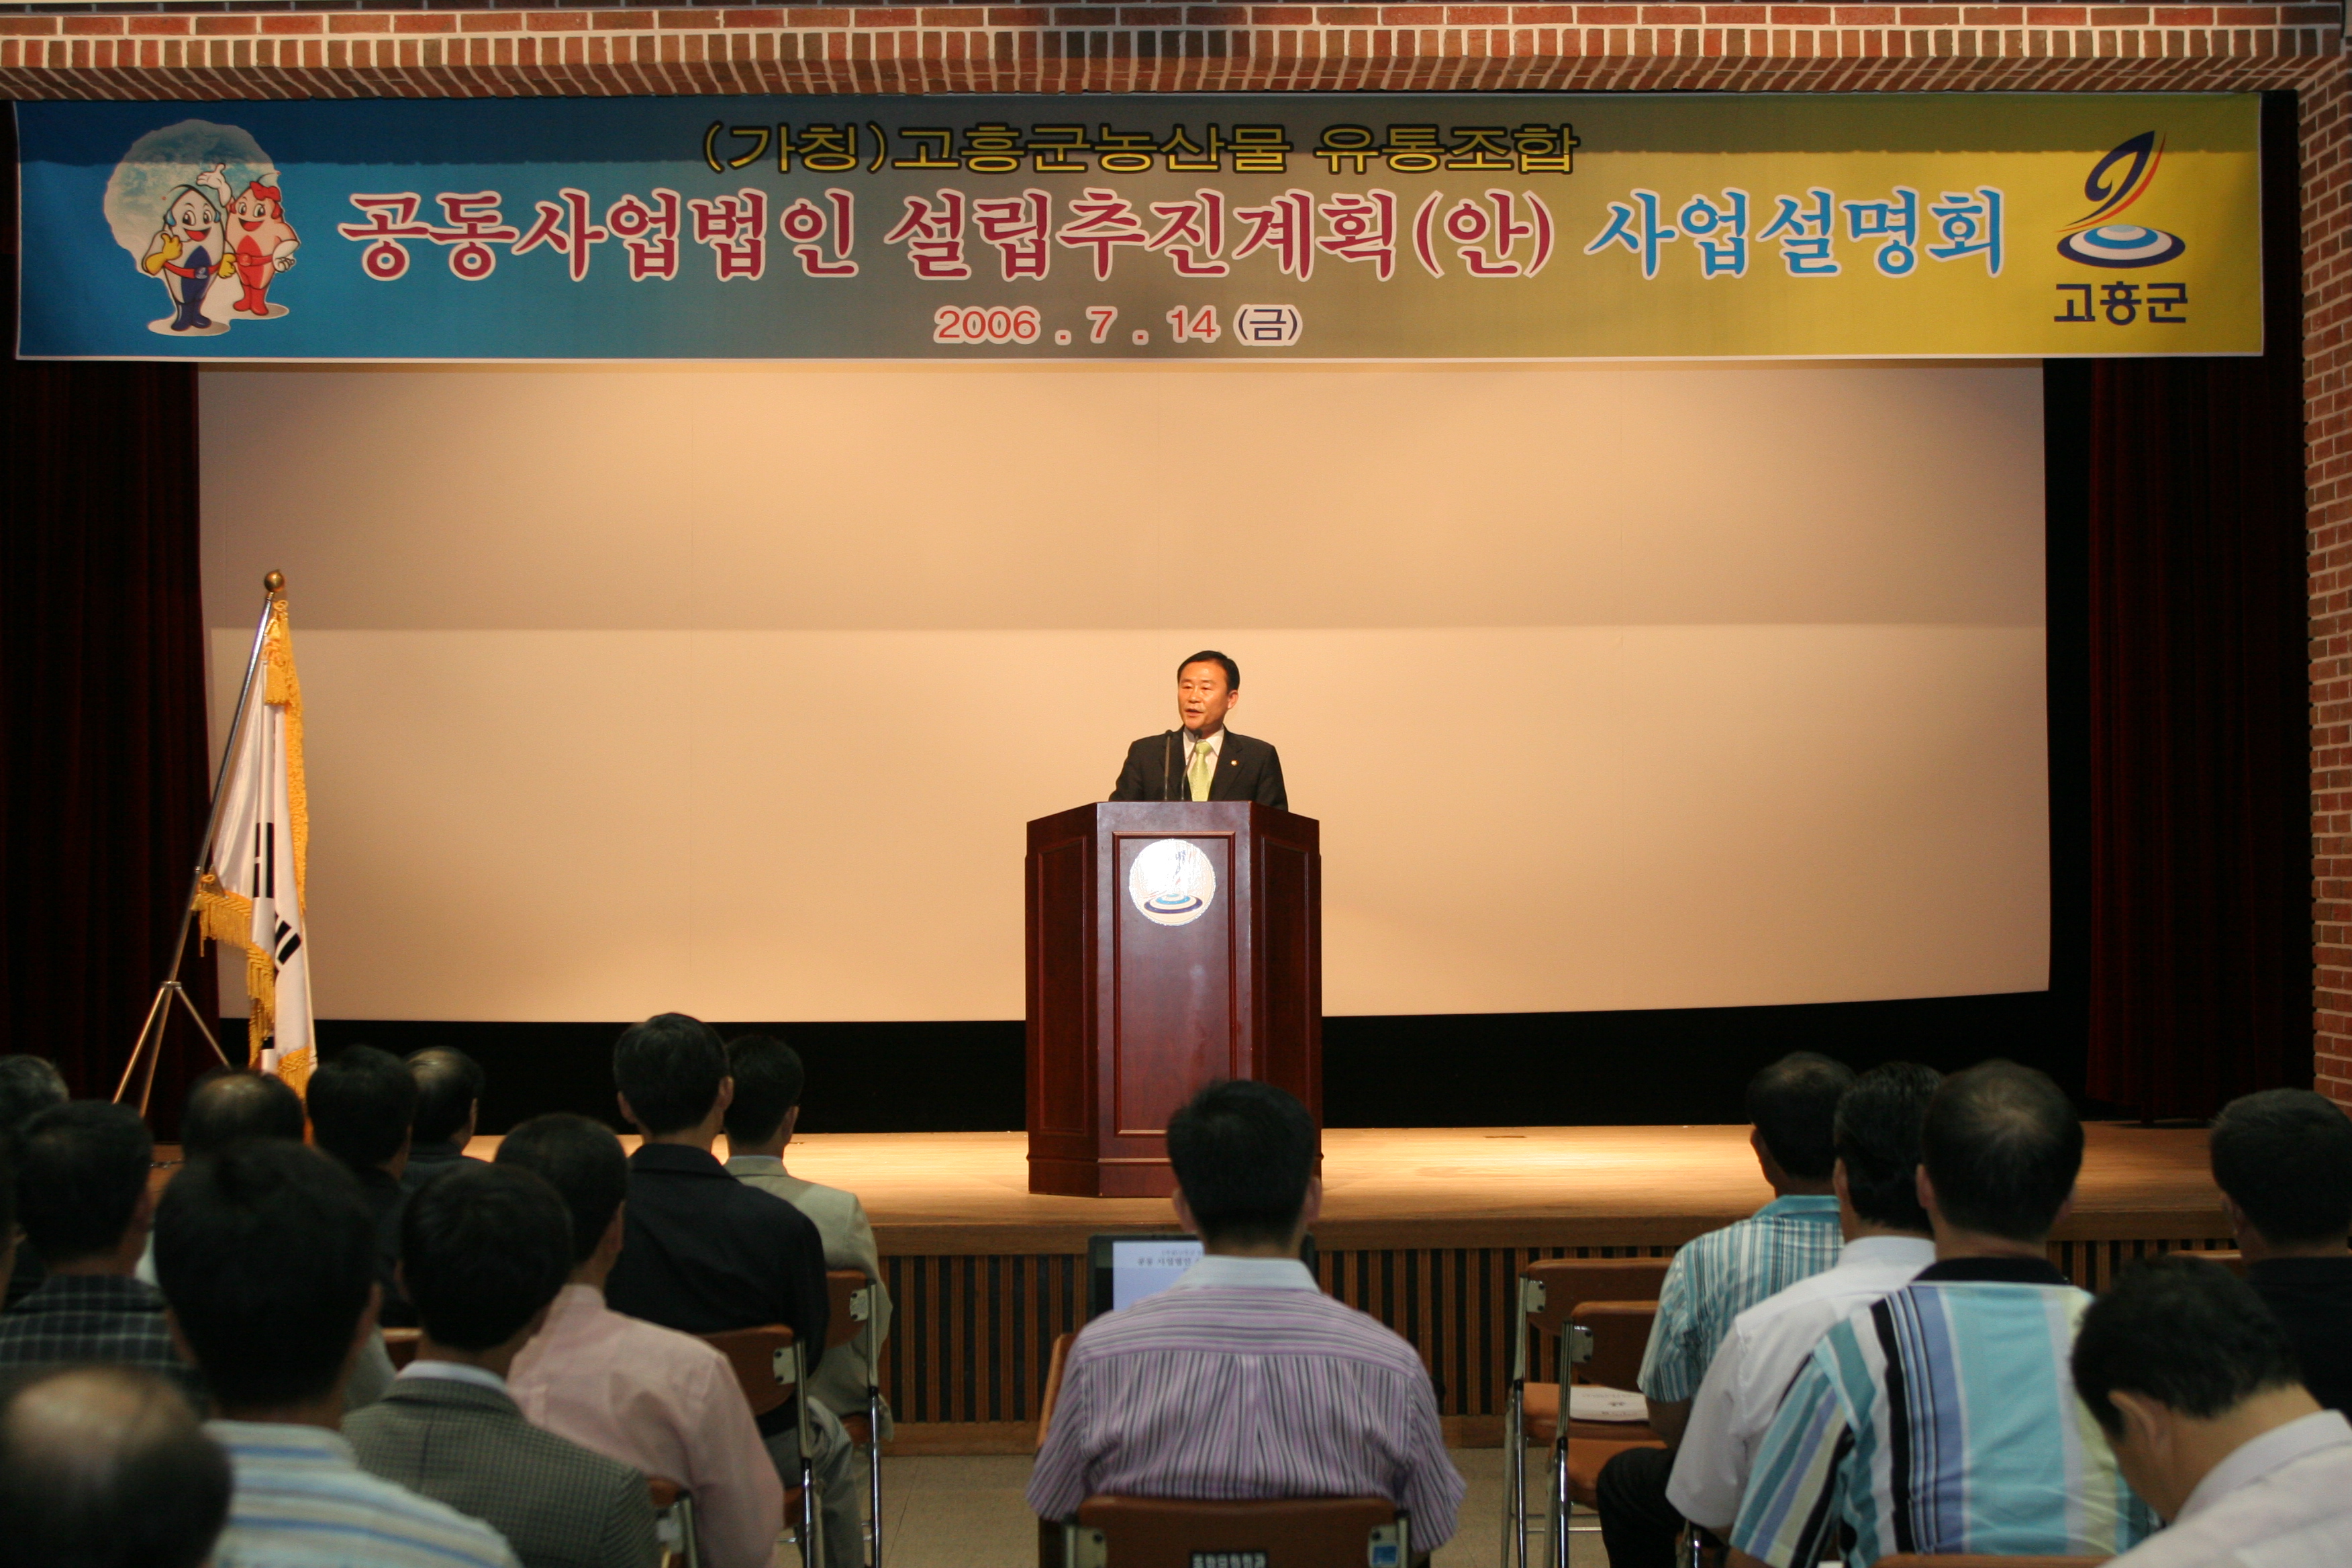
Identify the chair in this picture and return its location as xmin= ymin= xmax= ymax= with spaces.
xmin=1504 ymin=1256 xmax=1675 ymax=1568
xmin=702 ymin=1325 xmax=820 ymax=1568
xmin=1873 ymin=1557 xmax=2110 ymax=1567
xmin=647 ymin=1475 xmax=697 ymax=1568
xmin=1038 ymin=1331 xmax=1076 ymax=1450
xmin=1061 ymin=1496 xmax=1409 ymax=1568
xmin=381 ymin=1326 xmax=422 ymax=1370
xmin=825 ymin=1267 xmax=886 ymax=1567
xmin=2176 ymin=1248 xmax=2247 ymax=1277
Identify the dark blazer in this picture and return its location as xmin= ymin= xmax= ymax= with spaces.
xmin=1110 ymin=730 xmax=1287 ymax=811
xmin=344 ymin=1375 xmax=660 ymax=1568
xmin=602 ymin=1142 xmax=830 ymax=1438
xmin=399 ymin=1140 xmax=489 ymax=1197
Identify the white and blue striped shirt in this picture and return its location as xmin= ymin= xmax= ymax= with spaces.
xmin=1638 ymin=1193 xmax=1844 ymax=1404
xmin=205 ymin=1420 xmax=520 ymax=1568
xmin=1730 ymin=1258 xmax=2158 ymax=1567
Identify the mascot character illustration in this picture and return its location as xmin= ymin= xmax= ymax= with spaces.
xmin=139 ymin=168 xmax=230 ymax=332
xmin=225 ymin=175 xmax=298 ymax=316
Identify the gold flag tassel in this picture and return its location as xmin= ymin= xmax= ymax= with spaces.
xmin=192 ymin=871 xmax=277 ymax=1073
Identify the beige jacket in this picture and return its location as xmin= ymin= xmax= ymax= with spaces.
xmin=723 ymin=1156 xmax=894 ymax=1436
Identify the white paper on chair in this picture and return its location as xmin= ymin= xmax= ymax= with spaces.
xmin=1568 ymin=1386 xmax=1650 ymax=1422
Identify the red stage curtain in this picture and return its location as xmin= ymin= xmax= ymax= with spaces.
xmin=2079 ymin=91 xmax=2312 ymax=1118
xmin=0 ymin=354 xmax=219 ymax=1128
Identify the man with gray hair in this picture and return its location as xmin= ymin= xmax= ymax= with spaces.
xmin=0 ymin=1364 xmax=230 ymax=1568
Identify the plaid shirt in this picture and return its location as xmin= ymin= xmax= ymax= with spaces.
xmin=0 ymin=1273 xmax=207 ymax=1408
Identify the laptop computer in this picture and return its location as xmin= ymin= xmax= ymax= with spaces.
xmin=1084 ymin=1232 xmax=1319 ymax=1318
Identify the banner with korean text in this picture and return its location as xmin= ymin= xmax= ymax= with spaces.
xmin=14 ymin=93 xmax=2259 ymax=361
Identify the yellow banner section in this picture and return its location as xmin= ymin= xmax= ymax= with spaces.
xmin=1560 ymin=93 xmax=2261 ymax=358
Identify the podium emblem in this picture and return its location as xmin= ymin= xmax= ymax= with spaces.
xmin=1128 ymin=839 xmax=1217 ymax=926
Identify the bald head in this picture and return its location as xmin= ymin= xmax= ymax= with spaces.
xmin=0 ymin=1365 xmax=230 ymax=1568
xmin=181 ymin=1067 xmax=305 ymax=1159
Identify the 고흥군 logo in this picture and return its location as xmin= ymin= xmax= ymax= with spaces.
xmin=2057 ymin=131 xmax=2188 ymax=269
xmin=1128 ymin=839 xmax=1218 ymax=927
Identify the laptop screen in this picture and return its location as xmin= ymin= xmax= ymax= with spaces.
xmin=1085 ymin=1233 xmax=1202 ymax=1318
xmin=1084 ymin=1232 xmax=1320 ymax=1318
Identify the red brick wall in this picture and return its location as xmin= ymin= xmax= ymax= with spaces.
xmin=2305 ymin=59 xmax=2352 ymax=1107
xmin=0 ymin=5 xmax=2338 ymax=97
xmin=6 ymin=0 xmax=2345 ymax=1104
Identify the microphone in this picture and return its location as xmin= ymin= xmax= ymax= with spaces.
xmin=1163 ymin=730 xmax=1175 ymax=802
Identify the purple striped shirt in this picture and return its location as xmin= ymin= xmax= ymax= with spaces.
xmin=1026 ymin=1256 xmax=1465 ymax=1547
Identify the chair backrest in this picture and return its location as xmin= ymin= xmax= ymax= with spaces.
xmin=1522 ymin=1256 xmax=1673 ymax=1339
xmin=824 ymin=1269 xmax=869 ymax=1353
xmin=1872 ymin=1557 xmax=2110 ymax=1567
xmin=1569 ymin=1302 xmax=1657 ymax=1391
xmin=381 ymin=1327 xmax=422 ymax=1370
xmin=2175 ymin=1248 xmax=2247 ymax=1278
xmin=699 ymin=1325 xmax=800 ymax=1417
xmin=646 ymin=1476 xmax=695 ymax=1568
xmin=1069 ymin=1496 xmax=1406 ymax=1568
xmin=1038 ymin=1331 xmax=1077 ymax=1451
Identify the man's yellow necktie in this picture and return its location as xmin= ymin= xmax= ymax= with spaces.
xmin=1187 ymin=740 xmax=1216 ymax=801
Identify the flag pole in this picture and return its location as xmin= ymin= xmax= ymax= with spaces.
xmin=114 ymin=571 xmax=286 ymax=1116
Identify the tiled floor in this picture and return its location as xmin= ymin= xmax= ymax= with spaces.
xmin=859 ymin=1447 xmax=1610 ymax=1568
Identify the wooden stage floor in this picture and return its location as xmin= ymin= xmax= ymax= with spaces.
xmin=764 ymin=1121 xmax=2228 ymax=1256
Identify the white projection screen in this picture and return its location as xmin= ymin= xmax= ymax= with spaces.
xmin=199 ymin=360 xmax=2049 ymax=1024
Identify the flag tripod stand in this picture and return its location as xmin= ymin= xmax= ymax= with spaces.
xmin=113 ymin=571 xmax=287 ymax=1117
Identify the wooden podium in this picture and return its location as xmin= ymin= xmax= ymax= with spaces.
xmin=1024 ymin=801 xmax=1322 ymax=1197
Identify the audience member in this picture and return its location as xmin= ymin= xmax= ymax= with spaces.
xmin=1028 ymin=1081 xmax=1464 ymax=1549
xmin=181 ymin=1067 xmax=307 ymax=1156
xmin=1669 ymin=1063 xmax=1943 ymax=1536
xmin=0 ymin=1057 xmax=66 ymax=1148
xmin=501 ymin=1114 xmax=785 ymax=1568
xmin=722 ymin=1033 xmax=894 ymax=1436
xmin=401 ymin=1048 xmax=489 ymax=1197
xmin=145 ymin=1065 xmax=397 ymax=1412
xmin=1728 ymin=1061 xmax=2154 ymax=1568
xmin=2074 ymin=1255 xmax=2352 ymax=1567
xmin=307 ymin=1044 xmax=420 ymax=1326
xmin=346 ymin=1163 xmax=657 ymax=1568
xmin=0 ymin=1102 xmax=204 ymax=1405
xmin=1598 ymin=1051 xmax=1855 ymax=1568
xmin=603 ymin=1012 xmax=854 ymax=1568
xmin=0 ymin=1364 xmax=230 ymax=1568
xmin=0 ymin=1056 xmax=67 ymax=1308
xmin=2209 ymin=1088 xmax=2352 ymax=1414
xmin=154 ymin=1139 xmax=519 ymax=1568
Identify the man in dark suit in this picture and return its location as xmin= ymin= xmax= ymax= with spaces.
xmin=2210 ymin=1089 xmax=2352 ymax=1414
xmin=305 ymin=1045 xmax=418 ymax=1327
xmin=345 ymin=1163 xmax=658 ymax=1568
xmin=602 ymin=1012 xmax=858 ymax=1568
xmin=1110 ymin=650 xmax=1288 ymax=810
xmin=401 ymin=1047 xmax=489 ymax=1197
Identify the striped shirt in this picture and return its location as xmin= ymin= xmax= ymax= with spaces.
xmin=1730 ymin=1258 xmax=2157 ymax=1568
xmin=1638 ymin=1193 xmax=1844 ymax=1404
xmin=205 ymin=1419 xmax=521 ymax=1568
xmin=1025 ymin=1255 xmax=1465 ymax=1547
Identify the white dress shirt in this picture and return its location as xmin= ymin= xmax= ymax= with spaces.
xmin=1170 ymin=1253 xmax=1318 ymax=1291
xmin=395 ymin=1360 xmax=507 ymax=1393
xmin=1667 ymin=1233 xmax=1938 ymax=1529
xmin=2109 ymin=1410 xmax=2352 ymax=1568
